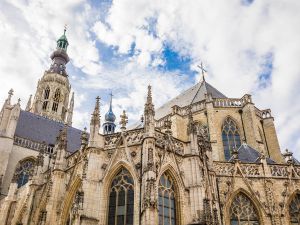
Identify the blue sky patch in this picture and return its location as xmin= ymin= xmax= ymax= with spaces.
xmin=258 ymin=52 xmax=273 ymax=89
xmin=241 ymin=0 xmax=254 ymax=6
xmin=159 ymin=45 xmax=193 ymax=74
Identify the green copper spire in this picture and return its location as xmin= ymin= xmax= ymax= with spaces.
xmin=57 ymin=26 xmax=69 ymax=51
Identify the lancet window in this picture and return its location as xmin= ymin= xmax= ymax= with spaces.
xmin=52 ymin=88 xmax=61 ymax=112
xmin=222 ymin=117 xmax=241 ymax=160
xmin=42 ymin=86 xmax=50 ymax=110
xmin=158 ymin=173 xmax=176 ymax=225
xmin=230 ymin=193 xmax=260 ymax=225
xmin=290 ymin=193 xmax=300 ymax=225
xmin=107 ymin=168 xmax=134 ymax=225
xmin=13 ymin=158 xmax=35 ymax=188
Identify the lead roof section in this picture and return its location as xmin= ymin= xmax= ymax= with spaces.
xmin=229 ymin=143 xmax=276 ymax=164
xmin=15 ymin=110 xmax=82 ymax=152
xmin=155 ymin=80 xmax=227 ymax=119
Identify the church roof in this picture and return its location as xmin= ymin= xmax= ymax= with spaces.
xmin=155 ymin=80 xmax=227 ymax=119
xmin=15 ymin=110 xmax=82 ymax=152
xmin=229 ymin=143 xmax=276 ymax=164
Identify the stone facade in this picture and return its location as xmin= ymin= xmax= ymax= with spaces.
xmin=0 ymin=31 xmax=299 ymax=225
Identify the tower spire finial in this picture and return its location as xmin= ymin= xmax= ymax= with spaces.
xmin=109 ymin=91 xmax=113 ymax=111
xmin=64 ymin=24 xmax=67 ymax=35
xmin=5 ymin=89 xmax=14 ymax=105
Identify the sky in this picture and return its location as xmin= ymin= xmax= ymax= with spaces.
xmin=0 ymin=0 xmax=299 ymax=158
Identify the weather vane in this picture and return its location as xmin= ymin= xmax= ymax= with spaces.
xmin=197 ymin=62 xmax=207 ymax=81
xmin=64 ymin=24 xmax=67 ymax=34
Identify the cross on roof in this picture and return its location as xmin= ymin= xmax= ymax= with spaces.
xmin=197 ymin=62 xmax=207 ymax=81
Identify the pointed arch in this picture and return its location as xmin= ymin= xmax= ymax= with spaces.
xmin=225 ymin=189 xmax=262 ymax=225
xmin=221 ymin=116 xmax=241 ymax=161
xmin=157 ymin=165 xmax=184 ymax=225
xmin=287 ymin=190 xmax=300 ymax=225
xmin=59 ymin=175 xmax=82 ymax=225
xmin=106 ymin=166 xmax=134 ymax=225
xmin=13 ymin=157 xmax=36 ymax=188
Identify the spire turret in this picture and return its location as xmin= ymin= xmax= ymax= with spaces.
xmin=103 ymin=93 xmax=116 ymax=134
xmin=67 ymin=92 xmax=74 ymax=126
xmin=91 ymin=96 xmax=101 ymax=129
xmin=144 ymin=85 xmax=155 ymax=135
xmin=25 ymin=94 xmax=32 ymax=111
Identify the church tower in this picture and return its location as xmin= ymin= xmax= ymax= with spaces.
xmin=29 ymin=28 xmax=73 ymax=124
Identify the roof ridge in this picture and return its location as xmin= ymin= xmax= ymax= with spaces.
xmin=190 ymin=80 xmax=206 ymax=104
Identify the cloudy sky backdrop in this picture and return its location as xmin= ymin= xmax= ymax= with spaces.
xmin=0 ymin=0 xmax=299 ymax=158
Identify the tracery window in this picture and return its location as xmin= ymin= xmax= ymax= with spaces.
xmin=107 ymin=168 xmax=134 ymax=225
xmin=222 ymin=117 xmax=241 ymax=161
xmin=42 ymin=86 xmax=50 ymax=110
xmin=52 ymin=88 xmax=61 ymax=112
xmin=230 ymin=193 xmax=260 ymax=225
xmin=290 ymin=193 xmax=300 ymax=225
xmin=158 ymin=173 xmax=176 ymax=225
xmin=14 ymin=158 xmax=35 ymax=188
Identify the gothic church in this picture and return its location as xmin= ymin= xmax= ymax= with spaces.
xmin=0 ymin=29 xmax=299 ymax=225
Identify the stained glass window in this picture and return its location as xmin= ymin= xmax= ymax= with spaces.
xmin=290 ymin=193 xmax=300 ymax=225
xmin=107 ymin=168 xmax=134 ymax=225
xmin=14 ymin=158 xmax=35 ymax=188
xmin=222 ymin=117 xmax=241 ymax=161
xmin=230 ymin=193 xmax=259 ymax=225
xmin=158 ymin=173 xmax=176 ymax=225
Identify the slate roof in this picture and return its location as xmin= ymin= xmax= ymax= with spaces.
xmin=155 ymin=80 xmax=227 ymax=119
xmin=15 ymin=110 xmax=83 ymax=153
xmin=291 ymin=156 xmax=300 ymax=165
xmin=229 ymin=143 xmax=276 ymax=164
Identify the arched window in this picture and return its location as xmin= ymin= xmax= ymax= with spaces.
xmin=222 ymin=117 xmax=241 ymax=160
xmin=107 ymin=168 xmax=134 ymax=225
xmin=13 ymin=158 xmax=35 ymax=188
xmin=42 ymin=86 xmax=50 ymax=110
xmin=158 ymin=173 xmax=176 ymax=225
xmin=230 ymin=193 xmax=260 ymax=225
xmin=44 ymin=86 xmax=50 ymax=99
xmin=52 ymin=88 xmax=61 ymax=112
xmin=290 ymin=193 xmax=300 ymax=225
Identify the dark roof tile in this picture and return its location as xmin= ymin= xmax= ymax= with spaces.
xmin=229 ymin=143 xmax=276 ymax=164
xmin=15 ymin=110 xmax=82 ymax=152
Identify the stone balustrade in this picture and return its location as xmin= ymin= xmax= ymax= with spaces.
xmin=14 ymin=136 xmax=54 ymax=154
xmin=213 ymin=161 xmax=300 ymax=178
xmin=255 ymin=109 xmax=272 ymax=119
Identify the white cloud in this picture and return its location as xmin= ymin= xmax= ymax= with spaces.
xmin=1 ymin=0 xmax=299 ymax=160
xmin=91 ymin=0 xmax=300 ymax=158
